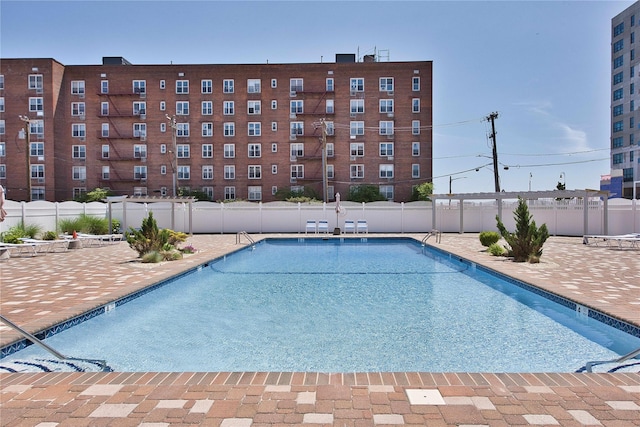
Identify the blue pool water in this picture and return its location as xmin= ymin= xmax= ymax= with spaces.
xmin=3 ymin=238 xmax=639 ymax=372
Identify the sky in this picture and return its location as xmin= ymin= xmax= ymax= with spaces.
xmin=0 ymin=0 xmax=632 ymax=194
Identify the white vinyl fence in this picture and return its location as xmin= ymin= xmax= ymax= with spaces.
xmin=0 ymin=198 xmax=638 ymax=237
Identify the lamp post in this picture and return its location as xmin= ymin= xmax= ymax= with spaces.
xmin=165 ymin=115 xmax=178 ymax=197
xmin=449 ymin=176 xmax=467 ymax=194
xmin=18 ymin=115 xmax=33 ymax=201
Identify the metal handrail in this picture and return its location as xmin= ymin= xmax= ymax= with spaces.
xmin=422 ymin=229 xmax=441 ymax=244
xmin=0 ymin=314 xmax=111 ymax=371
xmin=580 ymin=346 xmax=640 ymax=373
xmin=236 ymin=231 xmax=256 ymax=246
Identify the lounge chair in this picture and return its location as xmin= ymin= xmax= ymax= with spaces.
xmin=305 ymin=220 xmax=317 ymax=234
xmin=19 ymin=238 xmax=70 ymax=253
xmin=0 ymin=242 xmax=42 ymax=257
xmin=583 ymin=233 xmax=640 ymax=247
xmin=356 ymin=219 xmax=368 ymax=234
xmin=344 ymin=220 xmax=355 ymax=234
xmin=317 ymin=220 xmax=329 ymax=234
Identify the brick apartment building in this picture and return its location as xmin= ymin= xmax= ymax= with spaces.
xmin=0 ymin=55 xmax=432 ymax=202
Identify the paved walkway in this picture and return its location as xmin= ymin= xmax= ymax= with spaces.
xmin=1 ymin=233 xmax=639 ymax=426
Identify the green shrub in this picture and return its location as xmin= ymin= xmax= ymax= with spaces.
xmin=488 ymin=243 xmax=506 ymax=256
xmin=1 ymin=223 xmax=42 ymax=243
xmin=161 ymin=249 xmax=183 ymax=261
xmin=58 ymin=217 xmax=83 ymax=234
xmin=41 ymin=231 xmax=58 ymax=241
xmin=141 ymin=251 xmax=163 ymax=263
xmin=496 ymin=197 xmax=549 ymax=262
xmin=58 ymin=214 xmax=110 ymax=235
xmin=479 ymin=231 xmax=501 ymax=247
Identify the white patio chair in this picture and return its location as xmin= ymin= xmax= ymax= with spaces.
xmin=305 ymin=220 xmax=317 ymax=234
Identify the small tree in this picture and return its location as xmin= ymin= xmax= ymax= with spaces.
xmin=126 ymin=212 xmax=169 ymax=258
xmin=411 ymin=182 xmax=434 ymax=201
xmin=495 ymin=197 xmax=549 ymax=263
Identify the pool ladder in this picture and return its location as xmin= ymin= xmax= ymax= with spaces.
xmin=422 ymin=229 xmax=441 ymax=245
xmin=0 ymin=314 xmax=112 ymax=372
xmin=236 ymin=231 xmax=256 ymax=247
xmin=579 ymin=346 xmax=640 ymax=373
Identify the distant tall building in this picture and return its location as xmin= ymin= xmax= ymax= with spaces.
xmin=611 ymin=1 xmax=640 ymax=199
xmin=0 ymin=55 xmax=432 ymax=202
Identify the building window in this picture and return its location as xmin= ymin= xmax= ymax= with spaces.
xmin=31 ymin=164 xmax=45 ymax=179
xmin=350 ymin=164 xmax=364 ymax=179
xmin=272 ymin=165 xmax=278 ymax=174
xmin=70 ymin=101 xmax=85 ymax=116
xmin=176 ymin=80 xmax=189 ymax=94
xmin=272 ymin=143 xmax=278 ymax=153
xmin=0 ymin=75 xmax=3 ymax=90
xmin=176 ymin=123 xmax=189 ymax=137
xmin=248 ymin=100 xmax=261 ymax=115
xmin=133 ymin=101 xmax=146 ymax=116
xmin=30 ymin=142 xmax=44 ymax=156
xmin=201 ymin=79 xmax=212 ymax=94
xmin=290 ymin=100 xmax=304 ymax=114
xmin=160 ymin=144 xmax=167 ymax=154
xmin=613 ymin=104 xmax=623 ymax=117
xmin=223 ymin=101 xmax=234 ymax=115
xmin=202 ymin=186 xmax=213 ymax=200
xmin=202 ymin=101 xmax=213 ymax=115
xmin=160 ymin=123 xmax=166 ymax=132
xmin=177 ymin=165 xmax=190 ymax=180
xmin=379 ymin=77 xmax=394 ymax=91
xmin=290 ymin=122 xmax=304 ymax=136
xmin=412 ymin=98 xmax=420 ymax=113
xmin=326 ymin=121 xmax=334 ymax=135
xmin=101 ymin=102 xmax=109 ymax=115
xmin=379 ymin=121 xmax=394 ymax=135
xmin=223 ymin=79 xmax=234 ymax=93
xmin=613 ymin=72 xmax=623 ymax=85
xmin=0 ymin=120 xmax=4 ymax=135
xmin=101 ymin=123 xmax=109 ymax=137
xmin=271 ymin=79 xmax=277 ymax=88
xmin=0 ymin=143 xmax=5 ymax=157
xmin=247 ymin=79 xmax=261 ymax=93
xmin=72 ymin=166 xmax=86 ymax=180
xmin=101 ymin=80 xmax=108 ymax=94
xmin=350 ymin=99 xmax=365 ymax=114
xmin=614 ymin=39 xmax=624 ymax=52
xmin=224 ymin=144 xmax=235 ymax=158
xmin=30 ymin=97 xmax=44 ymax=112
xmin=412 ymin=76 xmax=420 ymax=91
xmin=350 ymin=121 xmax=364 ymax=136
xmin=160 ymin=80 xmax=166 ymax=89
xmin=71 ymin=80 xmax=85 ymax=95
xmin=202 ymin=122 xmax=213 ymax=137
xmin=133 ymin=80 xmax=146 ymax=94
xmin=613 ymin=137 xmax=623 ymax=148
xmin=248 ymin=186 xmax=262 ymax=201
xmin=614 ymin=88 xmax=623 ymax=100
xmin=350 ymin=143 xmax=364 ymax=157
xmin=350 ymin=78 xmax=364 ymax=92
xmin=72 ymin=145 xmax=86 ymax=159
xmin=134 ymin=144 xmax=147 ymax=159
xmin=133 ymin=123 xmax=147 ymax=138
xmin=290 ymin=143 xmax=304 ymax=158
xmin=133 ymin=165 xmax=147 ymax=180
xmin=291 ymin=164 xmax=304 ymax=179
xmin=326 ymin=99 xmax=334 ymax=114
xmin=412 ymin=120 xmax=420 ymax=135
xmin=160 ymin=101 xmax=166 ymax=111
xmin=202 ymin=144 xmax=213 ymax=158
xmin=623 ymin=168 xmax=634 ymax=182
xmin=379 ymin=164 xmax=394 ymax=178
xmin=177 ymin=144 xmax=190 ymax=158
xmin=224 ymin=122 xmax=235 ymax=136
xmin=271 ymin=100 xmax=277 ymax=110
xmin=614 ymin=55 xmax=624 ymax=69
xmin=202 ymin=165 xmax=213 ymax=180
xmin=379 ymin=99 xmax=393 ymax=113
xmin=379 ymin=185 xmax=393 ymax=200
xmin=613 ymin=153 xmax=624 ymax=164
xmin=176 ymin=101 xmax=189 ymax=115
xmin=160 ymin=165 xmax=167 ymax=175
xmin=31 ymin=187 xmax=45 ymax=201
xmin=224 ymin=165 xmax=235 ymax=179
xmin=224 ymin=186 xmax=236 ymax=200
xmin=248 ymin=143 xmax=262 ymax=158
xmin=613 ymin=121 xmax=624 ymax=132
xmin=412 ymin=164 xmax=420 ymax=178
xmin=327 ymin=164 xmax=334 ymax=179
xmin=102 ymin=145 xmax=110 ymax=158
xmin=72 ymin=124 xmax=86 ymax=138
xmin=412 ymin=142 xmax=420 ymax=156
xmin=102 ymin=166 xmax=110 ymax=180
xmin=248 ymin=122 xmax=261 ymax=136
xmin=379 ymin=143 xmax=394 ymax=157
xmin=248 ymin=165 xmax=262 ymax=179
xmin=614 ymin=22 xmax=624 ymax=37
xmin=272 ymin=122 xmax=277 ymax=132
xmin=29 ymin=74 xmax=43 ymax=90
xmin=290 ymin=78 xmax=303 ymax=92
xmin=326 ymin=78 xmax=334 ymax=92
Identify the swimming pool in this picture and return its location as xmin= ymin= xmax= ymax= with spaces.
xmin=2 ymin=238 xmax=639 ymax=372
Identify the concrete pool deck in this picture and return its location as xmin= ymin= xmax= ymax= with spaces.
xmin=1 ymin=233 xmax=639 ymax=426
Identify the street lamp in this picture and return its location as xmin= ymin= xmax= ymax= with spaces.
xmin=18 ymin=115 xmax=33 ymax=201
xmin=165 ymin=115 xmax=178 ymax=197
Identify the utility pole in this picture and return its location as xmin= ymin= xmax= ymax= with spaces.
xmin=320 ymin=118 xmax=328 ymax=203
xmin=19 ymin=115 xmax=33 ymax=201
xmin=486 ymin=112 xmax=500 ymax=192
